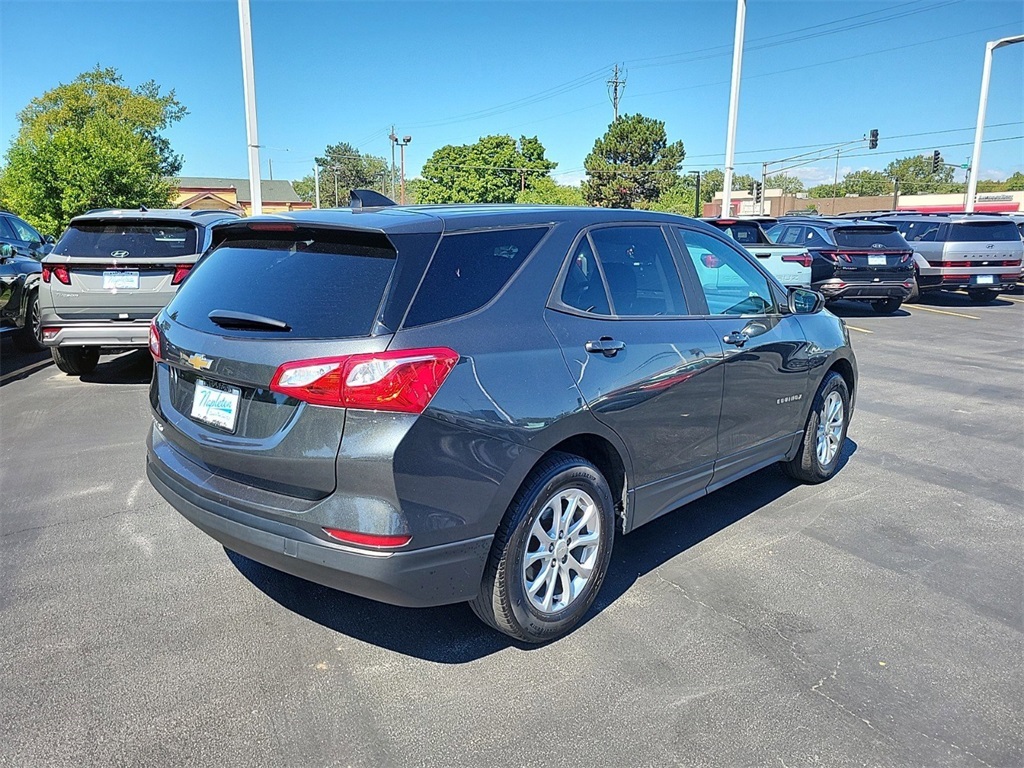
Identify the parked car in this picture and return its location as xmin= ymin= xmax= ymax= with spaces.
xmin=0 ymin=210 xmax=55 ymax=352
xmin=876 ymin=212 xmax=1023 ymax=303
xmin=702 ymin=217 xmax=812 ymax=288
xmin=39 ymin=208 xmax=241 ymax=374
xmin=766 ymin=218 xmax=914 ymax=313
xmin=1002 ymin=213 xmax=1024 ymax=292
xmin=146 ymin=202 xmax=857 ymax=642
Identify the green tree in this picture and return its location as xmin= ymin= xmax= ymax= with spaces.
xmin=583 ymin=114 xmax=685 ymax=208
xmin=294 ymin=142 xmax=390 ymax=206
xmin=1004 ymin=171 xmax=1024 ymax=191
xmin=696 ymin=168 xmax=756 ymax=204
xmin=884 ymin=154 xmax=958 ymax=195
xmin=515 ymin=176 xmax=584 ymax=206
xmin=417 ymin=135 xmax=556 ymax=204
xmin=765 ymin=173 xmax=804 ymax=194
xmin=840 ymin=169 xmax=892 ymax=196
xmin=0 ymin=67 xmax=186 ymax=233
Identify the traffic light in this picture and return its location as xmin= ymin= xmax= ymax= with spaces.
xmin=752 ymin=180 xmax=763 ymax=204
xmin=868 ymin=129 xmax=879 ymax=150
xmin=931 ymin=150 xmax=942 ymax=174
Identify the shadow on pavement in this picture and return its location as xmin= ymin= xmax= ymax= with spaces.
xmin=79 ymin=350 xmax=153 ymax=385
xmin=825 ymin=301 xmax=911 ymax=319
xmin=229 ymin=438 xmax=858 ymax=663
xmin=0 ymin=341 xmax=52 ymax=386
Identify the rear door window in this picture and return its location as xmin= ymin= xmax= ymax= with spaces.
xmin=561 ymin=236 xmax=611 ymax=315
xmin=403 ymin=227 xmax=548 ymax=328
xmin=54 ymin=222 xmax=199 ymax=258
xmin=892 ymin=220 xmax=941 ymax=243
xmin=833 ymin=227 xmax=908 ymax=249
xmin=589 ymin=226 xmax=688 ymax=316
xmin=167 ymin=229 xmax=396 ymax=338
xmin=948 ymin=221 xmax=1021 ymax=242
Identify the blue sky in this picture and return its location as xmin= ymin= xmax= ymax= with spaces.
xmin=2 ymin=0 xmax=1022 ymax=188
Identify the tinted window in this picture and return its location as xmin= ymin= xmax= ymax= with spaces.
xmin=561 ymin=236 xmax=611 ymax=315
xmin=715 ymin=222 xmax=766 ymax=245
xmin=948 ymin=221 xmax=1021 ymax=242
xmin=0 ymin=216 xmax=16 ymax=240
xmin=6 ymin=215 xmax=41 ymax=243
xmin=804 ymin=227 xmax=833 ymax=248
xmin=833 ymin=227 xmax=908 ymax=249
xmin=892 ymin=220 xmax=941 ymax=242
xmin=590 ymin=226 xmax=687 ymax=316
xmin=773 ymin=225 xmax=803 ymax=245
xmin=404 ymin=227 xmax=547 ymax=328
xmin=679 ymin=229 xmax=775 ymax=316
xmin=54 ymin=222 xmax=199 ymax=258
xmin=167 ymin=229 xmax=396 ymax=339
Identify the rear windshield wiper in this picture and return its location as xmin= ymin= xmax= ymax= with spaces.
xmin=208 ymin=309 xmax=291 ymax=332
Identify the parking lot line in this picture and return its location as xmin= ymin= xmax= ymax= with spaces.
xmin=845 ymin=324 xmax=873 ymax=334
xmin=1000 ymin=295 xmax=1024 ymax=304
xmin=906 ymin=305 xmax=979 ymax=320
xmin=0 ymin=358 xmax=53 ymax=383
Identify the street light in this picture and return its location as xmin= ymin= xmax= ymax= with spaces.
xmin=965 ymin=34 xmax=1024 ymax=212
xmin=390 ymin=134 xmax=412 ymax=205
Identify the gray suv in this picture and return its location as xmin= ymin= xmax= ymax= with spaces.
xmin=39 ymin=208 xmax=240 ymax=374
xmin=146 ymin=203 xmax=857 ymax=642
xmin=878 ymin=212 xmax=1023 ymax=302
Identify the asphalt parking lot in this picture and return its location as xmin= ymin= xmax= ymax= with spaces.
xmin=1 ymin=291 xmax=1021 ymax=768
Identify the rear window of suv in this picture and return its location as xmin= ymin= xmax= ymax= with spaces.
xmin=54 ymin=222 xmax=198 ymax=258
xmin=712 ymin=222 xmax=766 ymax=245
xmin=403 ymin=226 xmax=548 ymax=328
xmin=832 ymin=226 xmax=908 ymax=250
xmin=948 ymin=221 xmax=1020 ymax=242
xmin=166 ymin=229 xmax=396 ymax=338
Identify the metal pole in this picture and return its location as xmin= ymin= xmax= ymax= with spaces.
xmin=237 ymin=0 xmax=262 ymax=216
xmin=760 ymin=162 xmax=768 ymax=216
xmin=400 ymin=145 xmax=407 ymax=205
xmin=268 ymin=157 xmax=273 ymax=180
xmin=892 ymin=178 xmax=899 ymax=211
xmin=720 ymin=0 xmax=746 ymax=216
xmin=693 ymin=171 xmax=701 ymax=217
xmin=313 ymin=164 xmax=320 ymax=209
xmin=830 ymin=149 xmax=841 ymax=214
xmin=334 ymin=169 xmax=339 ymax=207
xmin=966 ymin=35 xmax=1024 ymax=212
xmin=389 ymin=126 xmax=397 ymax=199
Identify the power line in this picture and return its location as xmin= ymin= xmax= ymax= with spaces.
xmin=607 ymin=64 xmax=626 ymax=121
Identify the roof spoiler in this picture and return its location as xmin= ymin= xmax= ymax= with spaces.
xmin=349 ymin=189 xmax=396 ymax=208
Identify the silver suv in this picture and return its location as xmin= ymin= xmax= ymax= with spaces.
xmin=879 ymin=212 xmax=1023 ymax=303
xmin=39 ymin=208 xmax=239 ymax=374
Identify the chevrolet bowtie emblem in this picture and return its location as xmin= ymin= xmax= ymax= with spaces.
xmin=185 ymin=353 xmax=213 ymax=371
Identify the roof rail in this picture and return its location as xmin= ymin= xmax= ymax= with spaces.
xmin=190 ymin=209 xmax=243 ymax=218
xmin=350 ymin=189 xmax=396 ymax=208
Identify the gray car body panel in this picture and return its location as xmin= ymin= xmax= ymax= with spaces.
xmin=147 ymin=205 xmax=857 ymax=608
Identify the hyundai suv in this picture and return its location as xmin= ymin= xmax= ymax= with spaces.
xmin=767 ymin=218 xmax=914 ymax=313
xmin=878 ymin=213 xmax=1023 ymax=302
xmin=146 ymin=203 xmax=857 ymax=642
xmin=39 ymin=208 xmax=240 ymax=374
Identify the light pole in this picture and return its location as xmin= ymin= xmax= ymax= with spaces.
xmin=389 ymin=126 xmax=397 ymax=200
xmin=391 ymin=134 xmax=412 ymax=205
xmin=720 ymin=0 xmax=747 ymax=216
xmin=965 ymin=34 xmax=1024 ymax=212
xmin=237 ymin=0 xmax=262 ymax=215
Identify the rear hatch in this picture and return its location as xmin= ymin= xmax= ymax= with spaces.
xmin=939 ymin=220 xmax=1023 ymax=285
xmin=152 ymin=223 xmax=406 ymax=499
xmin=828 ymin=226 xmax=913 ymax=283
xmin=45 ymin=219 xmax=201 ymax=320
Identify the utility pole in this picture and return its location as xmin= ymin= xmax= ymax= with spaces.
xmin=721 ymin=0 xmax=747 ymax=217
xmin=892 ymin=178 xmax=900 ymax=210
xmin=966 ymin=34 xmax=1024 ymax=212
xmin=389 ymin=125 xmax=397 ymax=200
xmin=830 ymin=149 xmax=841 ymax=214
xmin=313 ymin=164 xmax=320 ymax=209
xmin=760 ymin=161 xmax=768 ymax=216
xmin=607 ymin=64 xmax=627 ymax=121
xmin=334 ymin=168 xmax=339 ymax=207
xmin=688 ymin=170 xmax=701 ymax=217
xmin=391 ymin=134 xmax=412 ymax=204
xmin=268 ymin=157 xmax=273 ymax=180
xmin=237 ymin=0 xmax=262 ymax=215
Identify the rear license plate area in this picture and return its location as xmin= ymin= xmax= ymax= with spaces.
xmin=868 ymin=254 xmax=887 ymax=266
xmin=190 ymin=379 xmax=241 ymax=432
xmin=103 ymin=270 xmax=140 ymax=290
xmin=974 ymin=275 xmax=995 ymax=285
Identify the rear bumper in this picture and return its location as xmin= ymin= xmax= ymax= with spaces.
xmin=146 ymin=433 xmax=492 ymax=608
xmin=817 ymin=279 xmax=912 ymax=301
xmin=39 ymin=319 xmax=150 ymax=348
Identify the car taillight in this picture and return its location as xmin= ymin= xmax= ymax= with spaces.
xmin=820 ymin=251 xmax=840 ymax=263
xmin=149 ymin=319 xmax=161 ymax=360
xmin=782 ymin=252 xmax=813 ymax=268
xmin=322 ymin=528 xmax=412 ymax=549
xmin=939 ymin=261 xmax=971 ymax=268
xmin=270 ymin=347 xmax=459 ymax=413
xmin=42 ymin=265 xmax=71 ymax=284
xmin=171 ymin=265 xmax=191 ymax=285
xmin=900 ymin=253 xmax=911 ymax=263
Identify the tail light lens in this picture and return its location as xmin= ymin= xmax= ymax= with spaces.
xmin=900 ymin=253 xmax=911 ymax=263
xmin=171 ymin=265 xmax=191 ymax=285
xmin=42 ymin=265 xmax=71 ymax=284
xmin=939 ymin=261 xmax=971 ymax=268
xmin=322 ymin=527 xmax=412 ymax=549
xmin=781 ymin=252 xmax=813 ymax=268
xmin=820 ymin=251 xmax=840 ymax=263
xmin=270 ymin=347 xmax=459 ymax=413
xmin=149 ymin=319 xmax=162 ymax=360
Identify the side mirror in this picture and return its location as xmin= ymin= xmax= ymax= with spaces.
xmin=788 ymin=287 xmax=824 ymax=315
xmin=44 ymin=235 xmax=56 ymax=245
xmin=0 ymin=243 xmax=13 ymax=261
xmin=700 ymin=252 xmax=723 ymax=269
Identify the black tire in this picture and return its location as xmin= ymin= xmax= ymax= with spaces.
xmin=905 ymin=274 xmax=920 ymax=303
xmin=782 ymin=371 xmax=850 ymax=485
xmin=51 ymin=346 xmax=100 ymax=375
xmin=12 ymin=291 xmax=44 ymax=353
xmin=470 ymin=452 xmax=616 ymax=643
xmin=967 ymin=288 xmax=999 ymax=304
xmin=871 ymin=297 xmax=902 ymax=314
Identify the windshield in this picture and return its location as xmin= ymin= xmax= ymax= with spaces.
xmin=54 ymin=222 xmax=199 ymax=258
xmin=833 ymin=227 xmax=908 ymax=250
xmin=948 ymin=221 xmax=1020 ymax=243
xmin=167 ymin=229 xmax=397 ymax=339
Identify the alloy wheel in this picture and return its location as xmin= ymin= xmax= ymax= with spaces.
xmin=815 ymin=391 xmax=844 ymax=466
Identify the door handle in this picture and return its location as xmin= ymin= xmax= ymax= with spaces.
xmin=723 ymin=331 xmax=749 ymax=347
xmin=585 ymin=337 xmax=626 ymax=357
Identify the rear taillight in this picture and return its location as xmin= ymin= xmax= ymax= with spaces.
xmin=782 ymin=252 xmax=813 ymax=268
xmin=940 ymin=261 xmax=971 ymax=268
xmin=270 ymin=347 xmax=459 ymax=413
xmin=42 ymin=265 xmax=71 ymax=284
xmin=820 ymin=251 xmax=840 ymax=263
xmin=322 ymin=528 xmax=412 ymax=549
xmin=149 ymin=319 xmax=161 ymax=360
xmin=171 ymin=265 xmax=191 ymax=285
xmin=900 ymin=253 xmax=911 ymax=263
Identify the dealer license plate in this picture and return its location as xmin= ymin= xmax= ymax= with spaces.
xmin=867 ymin=254 xmax=887 ymax=266
xmin=190 ymin=380 xmax=241 ymax=431
xmin=103 ymin=270 xmax=139 ymax=290
xmin=975 ymin=275 xmax=995 ymax=285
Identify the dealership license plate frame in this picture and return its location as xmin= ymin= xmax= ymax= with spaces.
xmin=190 ymin=379 xmax=241 ymax=432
